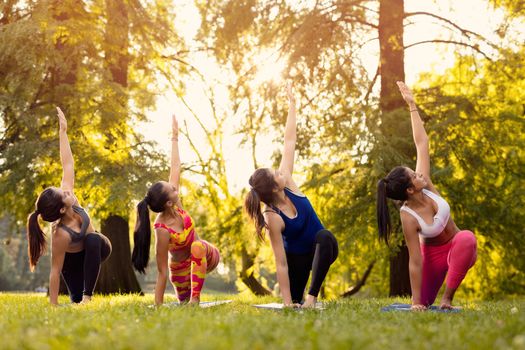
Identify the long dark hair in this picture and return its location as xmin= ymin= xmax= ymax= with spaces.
xmin=244 ymin=168 xmax=278 ymax=240
xmin=26 ymin=187 xmax=64 ymax=271
xmin=132 ymin=182 xmax=170 ymax=274
xmin=376 ymin=166 xmax=413 ymax=244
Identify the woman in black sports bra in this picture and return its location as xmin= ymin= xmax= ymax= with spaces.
xmin=26 ymin=107 xmax=112 ymax=305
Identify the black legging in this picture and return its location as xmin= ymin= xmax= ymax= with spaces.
xmin=61 ymin=233 xmax=112 ymax=303
xmin=286 ymin=229 xmax=338 ymax=303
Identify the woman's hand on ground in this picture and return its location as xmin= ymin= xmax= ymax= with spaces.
xmin=283 ymin=303 xmax=301 ymax=309
xmin=411 ymin=304 xmax=427 ymax=311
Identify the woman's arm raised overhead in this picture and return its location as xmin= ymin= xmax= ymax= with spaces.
xmin=57 ymin=107 xmax=75 ymax=191
xmin=169 ymin=114 xmax=183 ymax=208
xmin=397 ymin=82 xmax=430 ymax=178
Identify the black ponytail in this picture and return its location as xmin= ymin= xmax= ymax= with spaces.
xmin=27 ymin=211 xmax=46 ymax=271
xmin=132 ymin=199 xmax=151 ymax=274
xmin=376 ymin=179 xmax=391 ymax=244
xmin=376 ymin=166 xmax=414 ymax=245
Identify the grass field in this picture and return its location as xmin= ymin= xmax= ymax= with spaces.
xmin=0 ymin=293 xmax=524 ymax=350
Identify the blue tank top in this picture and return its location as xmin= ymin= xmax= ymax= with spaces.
xmin=272 ymin=188 xmax=324 ymax=254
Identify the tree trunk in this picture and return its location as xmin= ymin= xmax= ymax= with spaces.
xmin=239 ymin=247 xmax=271 ymax=296
xmin=378 ymin=0 xmax=412 ymax=297
xmin=93 ymin=0 xmax=140 ymax=294
xmin=389 ymin=244 xmax=411 ymax=296
xmin=378 ymin=0 xmax=406 ymax=112
xmin=104 ymin=0 xmax=129 ymax=87
xmin=50 ymin=0 xmax=84 ymax=87
xmin=95 ymin=215 xmax=142 ymax=294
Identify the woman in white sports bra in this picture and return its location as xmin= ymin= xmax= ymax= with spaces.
xmin=376 ymin=82 xmax=477 ymax=310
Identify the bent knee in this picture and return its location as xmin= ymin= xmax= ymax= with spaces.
xmin=84 ymin=234 xmax=102 ymax=249
xmin=456 ymin=230 xmax=477 ymax=249
xmin=315 ymin=229 xmax=337 ymax=246
xmin=191 ymin=241 xmax=206 ymax=259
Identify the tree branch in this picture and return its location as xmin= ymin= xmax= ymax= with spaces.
xmin=404 ymin=40 xmax=493 ymax=61
xmin=404 ymin=11 xmax=500 ymax=51
xmin=341 ymin=261 xmax=375 ymax=297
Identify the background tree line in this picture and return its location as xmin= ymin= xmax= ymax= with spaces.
xmin=1 ymin=0 xmax=523 ymax=299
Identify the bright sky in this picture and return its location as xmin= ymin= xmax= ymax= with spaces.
xmin=140 ymin=0 xmax=522 ymax=194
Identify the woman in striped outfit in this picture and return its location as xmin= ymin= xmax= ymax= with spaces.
xmin=132 ymin=115 xmax=220 ymax=305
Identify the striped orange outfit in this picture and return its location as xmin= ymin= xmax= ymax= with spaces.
xmin=154 ymin=207 xmax=220 ymax=302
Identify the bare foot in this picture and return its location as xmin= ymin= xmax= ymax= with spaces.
xmin=440 ymin=299 xmax=453 ymax=310
xmin=80 ymin=295 xmax=92 ymax=304
xmin=188 ymin=296 xmax=200 ymax=306
xmin=301 ymin=294 xmax=317 ymax=309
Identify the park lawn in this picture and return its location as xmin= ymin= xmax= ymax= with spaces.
xmin=0 ymin=293 xmax=523 ymax=350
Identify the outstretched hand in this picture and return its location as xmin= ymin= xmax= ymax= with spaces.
xmin=396 ymin=81 xmax=415 ymax=105
xmin=56 ymin=107 xmax=67 ymax=132
xmin=172 ymin=114 xmax=179 ymax=138
xmin=286 ymin=81 xmax=295 ymax=105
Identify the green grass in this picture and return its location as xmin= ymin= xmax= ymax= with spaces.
xmin=0 ymin=293 xmax=524 ymax=350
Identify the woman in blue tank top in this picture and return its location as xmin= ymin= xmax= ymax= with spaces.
xmin=26 ymin=107 xmax=111 ymax=305
xmin=244 ymin=83 xmax=338 ymax=308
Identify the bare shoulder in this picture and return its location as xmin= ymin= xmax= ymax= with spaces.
xmin=263 ymin=207 xmax=284 ymax=231
xmin=400 ymin=210 xmax=419 ymax=233
xmin=52 ymin=226 xmax=70 ymax=249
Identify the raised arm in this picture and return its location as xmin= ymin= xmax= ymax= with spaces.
xmin=169 ymin=115 xmax=183 ymax=207
xmin=278 ymin=82 xmax=297 ymax=179
xmin=169 ymin=115 xmax=181 ymax=187
xmin=57 ymin=107 xmax=74 ymax=191
xmin=397 ymin=82 xmax=431 ymax=181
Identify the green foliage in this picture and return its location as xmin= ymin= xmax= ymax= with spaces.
xmin=0 ymin=1 xmax=185 ymax=226
xmin=415 ymin=51 xmax=525 ymax=297
xmin=0 ymin=293 xmax=524 ymax=349
xmin=491 ymin=0 xmax=525 ymax=17
xmin=195 ymin=0 xmax=525 ymax=299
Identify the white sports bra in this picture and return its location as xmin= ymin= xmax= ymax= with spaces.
xmin=400 ymin=189 xmax=451 ymax=238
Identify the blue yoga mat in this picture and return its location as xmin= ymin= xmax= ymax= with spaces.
xmin=381 ymin=303 xmax=460 ymax=313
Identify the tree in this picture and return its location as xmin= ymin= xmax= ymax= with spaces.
xmin=0 ymin=1 xmax=186 ymax=293
xmin=195 ymin=0 xmax=520 ymax=297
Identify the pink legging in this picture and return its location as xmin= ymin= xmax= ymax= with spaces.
xmin=420 ymin=230 xmax=477 ymax=306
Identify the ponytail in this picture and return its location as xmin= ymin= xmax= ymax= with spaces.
xmin=27 ymin=211 xmax=47 ymax=271
xmin=244 ymin=188 xmax=267 ymax=240
xmin=376 ymin=179 xmax=391 ymax=245
xmin=132 ymin=199 xmax=151 ymax=274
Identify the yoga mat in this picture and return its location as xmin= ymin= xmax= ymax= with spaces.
xmin=199 ymin=300 xmax=232 ymax=308
xmin=253 ymin=302 xmax=325 ymax=310
xmin=163 ymin=300 xmax=232 ymax=308
xmin=381 ymin=303 xmax=460 ymax=313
